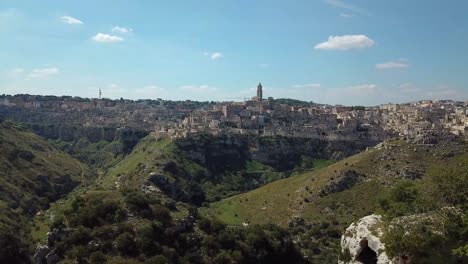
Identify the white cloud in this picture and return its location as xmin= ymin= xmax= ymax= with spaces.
xmin=315 ymin=35 xmax=374 ymax=50
xmin=4 ymin=68 xmax=24 ymax=78
xmin=11 ymin=68 xmax=24 ymax=74
xmin=345 ymin=84 xmax=378 ymax=94
xmin=180 ymin=85 xmax=217 ymax=93
xmin=210 ymin=52 xmax=223 ymax=60
xmin=292 ymin=83 xmax=321 ymax=88
xmin=134 ymin=85 xmax=166 ymax=97
xmin=376 ymin=61 xmax=409 ymax=70
xmin=339 ymin=13 xmax=354 ymax=18
xmin=426 ymin=86 xmax=466 ymax=99
xmin=323 ymin=0 xmax=371 ymax=16
xmin=28 ymin=68 xmax=60 ymax=79
xmin=60 ymin=16 xmax=83 ymax=25
xmin=92 ymin=33 xmax=124 ymax=43
xmin=112 ymin=26 xmax=132 ymax=34
xmin=203 ymin=51 xmax=224 ymax=60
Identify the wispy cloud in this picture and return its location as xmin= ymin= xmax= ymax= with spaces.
xmin=323 ymin=0 xmax=371 ymax=16
xmin=11 ymin=68 xmax=24 ymax=74
xmin=28 ymin=68 xmax=60 ymax=79
xmin=210 ymin=52 xmax=223 ymax=60
xmin=92 ymin=33 xmax=124 ymax=43
xmin=4 ymin=68 xmax=25 ymax=78
xmin=204 ymin=51 xmax=223 ymax=60
xmin=315 ymin=35 xmax=374 ymax=50
xmin=180 ymin=85 xmax=217 ymax=92
xmin=345 ymin=84 xmax=378 ymax=95
xmin=60 ymin=16 xmax=83 ymax=25
xmin=134 ymin=85 xmax=167 ymax=98
xmin=399 ymin=83 xmax=421 ymax=93
xmin=339 ymin=13 xmax=354 ymax=18
xmin=112 ymin=26 xmax=132 ymax=34
xmin=292 ymin=83 xmax=321 ymax=89
xmin=376 ymin=60 xmax=409 ymax=70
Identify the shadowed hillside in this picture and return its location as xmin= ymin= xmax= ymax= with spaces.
xmin=0 ymin=120 xmax=89 ymax=263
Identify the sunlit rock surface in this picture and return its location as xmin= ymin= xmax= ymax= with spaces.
xmin=339 ymin=214 xmax=392 ymax=264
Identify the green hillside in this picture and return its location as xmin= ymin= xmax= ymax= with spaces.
xmin=0 ymin=120 xmax=89 ymax=263
xmin=102 ymin=134 xmax=332 ymax=205
xmin=204 ymin=139 xmax=468 ymax=262
xmin=207 ymin=139 xmax=468 ymax=227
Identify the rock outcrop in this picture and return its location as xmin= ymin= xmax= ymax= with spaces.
xmin=339 ymin=214 xmax=392 ymax=264
xmin=177 ymin=134 xmax=378 ymax=172
xmin=319 ymin=170 xmax=366 ymax=196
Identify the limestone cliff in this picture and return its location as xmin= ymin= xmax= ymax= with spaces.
xmin=177 ymin=134 xmax=378 ymax=171
xmin=339 ymin=214 xmax=392 ymax=264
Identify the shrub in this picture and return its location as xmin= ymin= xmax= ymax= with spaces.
xmin=145 ymin=255 xmax=168 ymax=264
xmin=115 ymin=232 xmax=137 ymax=256
xmin=152 ymin=205 xmax=172 ymax=226
xmin=89 ymin=251 xmax=107 ymax=264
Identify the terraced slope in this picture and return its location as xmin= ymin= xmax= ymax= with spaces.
xmin=207 ymin=139 xmax=468 ymax=227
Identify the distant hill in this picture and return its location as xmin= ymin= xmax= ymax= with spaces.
xmin=0 ymin=120 xmax=88 ymax=263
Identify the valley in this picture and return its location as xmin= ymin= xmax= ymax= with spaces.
xmin=0 ymin=99 xmax=467 ymax=264
xmin=3 ymin=2 xmax=468 ymax=263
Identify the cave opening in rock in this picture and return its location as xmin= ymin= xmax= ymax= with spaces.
xmin=356 ymin=238 xmax=377 ymax=264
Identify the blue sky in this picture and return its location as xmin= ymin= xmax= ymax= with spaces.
xmin=1 ymin=0 xmax=468 ymax=105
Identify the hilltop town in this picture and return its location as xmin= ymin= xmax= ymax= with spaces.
xmin=1 ymin=83 xmax=467 ymax=143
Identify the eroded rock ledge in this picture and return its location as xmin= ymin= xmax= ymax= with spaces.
xmin=339 ymin=214 xmax=392 ymax=264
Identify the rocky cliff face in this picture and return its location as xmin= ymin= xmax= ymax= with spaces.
xmin=339 ymin=214 xmax=392 ymax=264
xmin=26 ymin=124 xmax=148 ymax=146
xmin=177 ymin=134 xmax=379 ymax=172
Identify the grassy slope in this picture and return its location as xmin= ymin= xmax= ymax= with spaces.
xmin=207 ymin=139 xmax=468 ymax=227
xmin=102 ymin=136 xmax=205 ymax=188
xmin=103 ymin=135 xmax=336 ymax=203
xmin=0 ymin=121 xmax=90 ymax=259
xmin=0 ymin=121 xmax=89 ymax=210
xmin=50 ymin=138 xmax=127 ymax=169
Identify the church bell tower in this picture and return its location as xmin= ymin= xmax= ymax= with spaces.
xmin=257 ymin=82 xmax=263 ymax=101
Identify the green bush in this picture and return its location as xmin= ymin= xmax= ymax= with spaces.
xmin=89 ymin=251 xmax=107 ymax=264
xmin=115 ymin=232 xmax=137 ymax=256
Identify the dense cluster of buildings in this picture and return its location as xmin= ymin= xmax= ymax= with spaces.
xmin=1 ymin=84 xmax=467 ymax=142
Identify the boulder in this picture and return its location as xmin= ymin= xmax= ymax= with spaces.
xmin=32 ymin=245 xmax=50 ymax=264
xmin=339 ymin=214 xmax=393 ymax=264
xmin=46 ymin=228 xmax=59 ymax=247
xmin=46 ymin=250 xmax=59 ymax=264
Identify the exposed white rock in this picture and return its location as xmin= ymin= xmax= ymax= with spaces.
xmin=140 ymin=184 xmax=161 ymax=194
xmin=339 ymin=214 xmax=393 ymax=264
